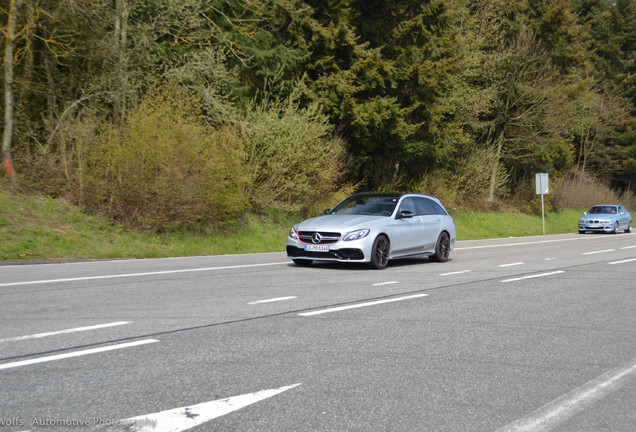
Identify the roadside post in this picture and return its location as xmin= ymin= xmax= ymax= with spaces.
xmin=535 ymin=173 xmax=549 ymax=234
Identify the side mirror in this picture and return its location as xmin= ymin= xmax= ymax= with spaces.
xmin=583 ymin=212 xmax=587 ymax=216
xmin=397 ymin=210 xmax=413 ymax=219
xmin=323 ymin=209 xmax=331 ymax=215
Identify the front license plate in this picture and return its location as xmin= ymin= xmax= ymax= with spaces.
xmin=305 ymin=244 xmax=330 ymax=252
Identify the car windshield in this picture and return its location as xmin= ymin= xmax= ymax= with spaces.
xmin=588 ymin=206 xmax=618 ymax=214
xmin=330 ymin=195 xmax=399 ymax=216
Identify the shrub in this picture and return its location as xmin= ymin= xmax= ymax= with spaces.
xmin=243 ymin=96 xmax=350 ymax=215
xmin=81 ymin=90 xmax=249 ymax=230
xmin=414 ymin=145 xmax=509 ymax=208
xmin=552 ymin=169 xmax=635 ymax=211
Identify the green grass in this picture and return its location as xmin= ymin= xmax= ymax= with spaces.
xmin=0 ymin=192 xmax=583 ymax=262
xmin=452 ymin=208 xmax=583 ymax=240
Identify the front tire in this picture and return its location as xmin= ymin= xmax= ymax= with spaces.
xmin=430 ymin=232 xmax=451 ymax=262
xmin=293 ymin=259 xmax=313 ymax=267
xmin=370 ymin=235 xmax=390 ymax=269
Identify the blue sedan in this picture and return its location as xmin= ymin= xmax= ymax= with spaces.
xmin=578 ymin=205 xmax=632 ymax=234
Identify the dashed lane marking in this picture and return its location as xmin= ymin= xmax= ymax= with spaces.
xmin=440 ymin=270 xmax=471 ymax=276
xmin=0 ymin=321 xmax=130 ymax=343
xmin=298 ymin=294 xmax=428 ymax=317
xmin=248 ymin=296 xmax=298 ymax=305
xmin=495 ymin=356 xmax=636 ymax=432
xmin=0 ymin=262 xmax=289 ymax=288
xmin=501 ymin=271 xmax=564 ymax=283
xmin=582 ymin=249 xmax=615 ymax=255
xmin=373 ymin=281 xmax=399 ymax=286
xmin=0 ymin=339 xmax=158 ymax=371
xmin=609 ymin=258 xmax=636 ymax=265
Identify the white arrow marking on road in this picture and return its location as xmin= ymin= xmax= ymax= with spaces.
xmin=124 ymin=383 xmax=301 ymax=432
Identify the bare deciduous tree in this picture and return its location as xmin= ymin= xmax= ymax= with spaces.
xmin=2 ymin=0 xmax=23 ymax=179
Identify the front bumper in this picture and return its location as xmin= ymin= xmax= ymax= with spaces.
xmin=286 ymin=236 xmax=372 ymax=263
xmin=286 ymin=245 xmax=365 ymax=261
xmin=578 ymin=222 xmax=614 ymax=232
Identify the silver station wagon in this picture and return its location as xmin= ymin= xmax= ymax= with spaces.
xmin=578 ymin=204 xmax=632 ymax=234
xmin=286 ymin=192 xmax=457 ymax=269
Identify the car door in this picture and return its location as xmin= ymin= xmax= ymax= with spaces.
xmin=391 ymin=197 xmax=424 ymax=255
xmin=618 ymin=206 xmax=630 ymax=229
xmin=414 ymin=197 xmax=442 ymax=250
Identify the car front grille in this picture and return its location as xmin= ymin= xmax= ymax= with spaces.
xmin=287 ymin=246 xmax=364 ymax=261
xmin=297 ymin=231 xmax=341 ymax=244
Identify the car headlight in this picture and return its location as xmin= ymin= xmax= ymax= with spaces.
xmin=289 ymin=225 xmax=298 ymax=239
xmin=343 ymin=229 xmax=370 ymax=241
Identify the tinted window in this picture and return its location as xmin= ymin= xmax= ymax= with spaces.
xmin=588 ymin=206 xmax=617 ymax=214
xmin=414 ymin=197 xmax=437 ymax=215
xmin=331 ymin=195 xmax=399 ymax=216
xmin=398 ymin=197 xmax=416 ymax=215
xmin=431 ymin=201 xmax=448 ymax=215
xmin=412 ymin=197 xmax=448 ymax=215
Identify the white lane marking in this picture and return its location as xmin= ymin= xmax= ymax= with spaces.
xmin=495 ymin=356 xmax=636 ymax=432
xmin=499 ymin=262 xmax=524 ymax=267
xmin=440 ymin=270 xmax=471 ymax=276
xmin=501 ymin=271 xmax=564 ymax=283
xmin=373 ymin=281 xmax=399 ymax=286
xmin=582 ymin=249 xmax=615 ymax=255
xmin=609 ymin=258 xmax=636 ymax=265
xmin=620 ymin=245 xmax=636 ymax=249
xmin=0 ymin=339 xmax=159 ymax=371
xmin=125 ymin=384 xmax=301 ymax=432
xmin=455 ymin=237 xmax=586 ymax=251
xmin=0 ymin=321 xmax=131 ymax=343
xmin=544 ymin=257 xmax=557 ymax=261
xmin=0 ymin=262 xmax=289 ymax=288
xmin=298 ymin=294 xmax=428 ymax=317
xmin=248 ymin=296 xmax=298 ymax=305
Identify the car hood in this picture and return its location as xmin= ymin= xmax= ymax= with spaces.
xmin=296 ymin=214 xmax=388 ymax=232
xmin=579 ymin=214 xmax=619 ymax=221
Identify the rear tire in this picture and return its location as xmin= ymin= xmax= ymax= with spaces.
xmin=370 ymin=235 xmax=390 ymax=269
xmin=430 ymin=232 xmax=451 ymax=262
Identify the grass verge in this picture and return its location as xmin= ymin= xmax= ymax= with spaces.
xmin=0 ymin=192 xmax=584 ymax=262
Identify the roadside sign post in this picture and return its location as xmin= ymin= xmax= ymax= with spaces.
xmin=535 ymin=173 xmax=549 ymax=234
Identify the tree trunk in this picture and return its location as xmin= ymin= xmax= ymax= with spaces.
xmin=2 ymin=0 xmax=23 ymax=179
xmin=487 ymin=130 xmax=505 ymax=203
xmin=115 ymin=0 xmax=129 ymax=129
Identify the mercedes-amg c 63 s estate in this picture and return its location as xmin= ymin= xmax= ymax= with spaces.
xmin=287 ymin=192 xmax=456 ymax=269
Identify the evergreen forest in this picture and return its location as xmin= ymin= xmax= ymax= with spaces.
xmin=2 ymin=0 xmax=635 ymax=230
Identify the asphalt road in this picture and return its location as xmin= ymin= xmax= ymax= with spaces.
xmin=1 ymin=233 xmax=635 ymax=432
